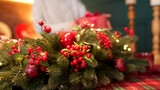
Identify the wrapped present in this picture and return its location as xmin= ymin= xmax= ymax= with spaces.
xmin=136 ymin=52 xmax=154 ymax=74
xmin=76 ymin=12 xmax=112 ymax=29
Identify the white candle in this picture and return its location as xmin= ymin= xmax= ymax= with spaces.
xmin=125 ymin=0 xmax=137 ymax=5
xmin=150 ymin=0 xmax=160 ymax=6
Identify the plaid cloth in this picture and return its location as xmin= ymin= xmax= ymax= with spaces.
xmin=97 ymin=74 xmax=160 ymax=90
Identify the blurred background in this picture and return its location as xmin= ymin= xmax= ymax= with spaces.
xmin=0 ymin=0 xmax=153 ymax=52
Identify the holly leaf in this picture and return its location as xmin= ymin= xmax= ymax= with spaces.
xmin=84 ymin=54 xmax=94 ymax=63
xmin=84 ymin=54 xmax=98 ymax=68
xmin=10 ymin=53 xmax=24 ymax=62
xmin=72 ymin=26 xmax=81 ymax=31
xmin=62 ymin=49 xmax=70 ymax=52
xmin=73 ymin=41 xmax=79 ymax=46
xmin=39 ymin=61 xmax=49 ymax=67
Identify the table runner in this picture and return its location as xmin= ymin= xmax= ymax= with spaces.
xmin=97 ymin=74 xmax=160 ymax=90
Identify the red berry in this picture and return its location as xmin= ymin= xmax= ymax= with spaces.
xmin=36 ymin=46 xmax=41 ymax=51
xmin=29 ymin=59 xmax=34 ymax=64
xmin=10 ymin=51 xmax=15 ymax=55
xmin=117 ymin=35 xmax=120 ymax=39
xmin=44 ymin=51 xmax=48 ymax=56
xmin=81 ymin=60 xmax=86 ymax=64
xmin=66 ymin=45 xmax=71 ymax=49
xmin=12 ymin=45 xmax=16 ymax=49
xmin=70 ymin=62 xmax=74 ymax=66
xmin=114 ymin=31 xmax=118 ymax=35
xmin=63 ymin=52 xmax=68 ymax=56
xmin=17 ymin=50 xmax=21 ymax=53
xmin=74 ymin=68 xmax=78 ymax=72
xmin=71 ymin=45 xmax=75 ymax=48
xmin=109 ymin=55 xmax=113 ymax=59
xmin=37 ymin=57 xmax=41 ymax=61
xmin=84 ymin=45 xmax=89 ymax=50
xmin=124 ymin=27 xmax=128 ymax=30
xmin=41 ymin=67 xmax=46 ymax=72
xmin=38 ymin=20 xmax=44 ymax=26
xmin=129 ymin=30 xmax=134 ymax=36
xmin=28 ymin=48 xmax=32 ymax=53
xmin=31 ymin=54 xmax=36 ymax=59
xmin=75 ymin=46 xmax=80 ymax=51
xmin=87 ymin=54 xmax=91 ymax=58
xmin=80 ymin=46 xmax=83 ymax=50
xmin=60 ymin=50 xmax=65 ymax=54
xmin=71 ymin=45 xmax=76 ymax=50
xmin=80 ymin=63 xmax=86 ymax=68
xmin=73 ymin=57 xmax=77 ymax=60
xmin=76 ymin=65 xmax=79 ymax=68
xmin=78 ymin=57 xmax=83 ymax=62
xmin=44 ymin=26 xmax=51 ymax=33
xmin=55 ymin=32 xmax=61 ymax=35
xmin=73 ymin=60 xmax=78 ymax=65
xmin=35 ymin=60 xmax=40 ymax=65
xmin=76 ymin=51 xmax=81 ymax=56
xmin=81 ymin=50 xmax=86 ymax=56
xmin=69 ymin=48 xmax=74 ymax=52
xmin=42 ymin=56 xmax=47 ymax=61
xmin=109 ymin=44 xmax=113 ymax=48
xmin=25 ymin=55 xmax=29 ymax=59
xmin=14 ymin=49 xmax=18 ymax=52
xmin=70 ymin=51 xmax=75 ymax=56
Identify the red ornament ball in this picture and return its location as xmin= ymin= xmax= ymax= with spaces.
xmin=115 ymin=58 xmax=126 ymax=72
xmin=25 ymin=64 xmax=39 ymax=78
xmin=44 ymin=26 xmax=51 ymax=33
xmin=60 ymin=32 xmax=76 ymax=47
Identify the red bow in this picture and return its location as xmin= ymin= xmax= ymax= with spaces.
xmin=85 ymin=11 xmax=100 ymax=17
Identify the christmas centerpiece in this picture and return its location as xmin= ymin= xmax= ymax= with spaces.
xmin=0 ymin=21 xmax=148 ymax=89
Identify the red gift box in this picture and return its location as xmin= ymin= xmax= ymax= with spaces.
xmin=76 ymin=12 xmax=112 ymax=29
xmin=136 ymin=52 xmax=154 ymax=74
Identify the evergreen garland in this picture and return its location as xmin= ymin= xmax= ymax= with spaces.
xmin=0 ymin=22 xmax=148 ymax=89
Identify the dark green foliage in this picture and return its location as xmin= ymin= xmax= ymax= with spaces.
xmin=0 ymin=26 xmax=149 ymax=89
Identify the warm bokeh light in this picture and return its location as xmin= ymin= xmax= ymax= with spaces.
xmin=6 ymin=0 xmax=34 ymax=4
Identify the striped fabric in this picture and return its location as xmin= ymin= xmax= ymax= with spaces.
xmin=97 ymin=74 xmax=160 ymax=90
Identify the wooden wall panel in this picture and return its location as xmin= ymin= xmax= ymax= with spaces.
xmin=0 ymin=1 xmax=33 ymax=38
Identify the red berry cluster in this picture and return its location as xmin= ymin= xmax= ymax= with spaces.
xmin=80 ymin=21 xmax=94 ymax=28
xmin=26 ymin=46 xmax=49 ymax=72
xmin=38 ymin=20 xmax=51 ymax=33
xmin=8 ymin=45 xmax=21 ymax=55
xmin=60 ymin=44 xmax=92 ymax=72
xmin=97 ymin=32 xmax=113 ymax=49
xmin=114 ymin=31 xmax=120 ymax=39
xmin=124 ymin=27 xmax=134 ymax=37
